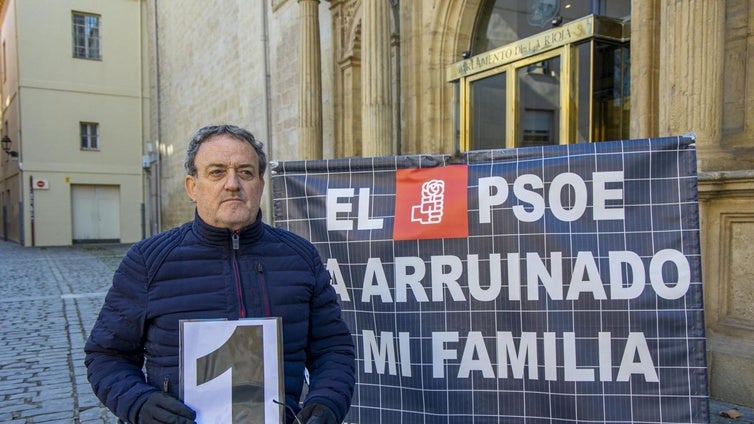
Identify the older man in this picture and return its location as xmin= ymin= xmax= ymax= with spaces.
xmin=85 ymin=125 xmax=355 ymax=424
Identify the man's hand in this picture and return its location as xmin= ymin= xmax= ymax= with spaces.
xmin=296 ymin=403 xmax=337 ymax=424
xmin=137 ymin=392 xmax=196 ymax=424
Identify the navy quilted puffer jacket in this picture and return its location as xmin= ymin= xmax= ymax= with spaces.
xmin=84 ymin=212 xmax=355 ymax=424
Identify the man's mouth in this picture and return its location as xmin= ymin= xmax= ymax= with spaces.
xmin=222 ymin=197 xmax=244 ymax=204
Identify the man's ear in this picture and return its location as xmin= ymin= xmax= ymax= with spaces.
xmin=185 ymin=175 xmax=196 ymax=202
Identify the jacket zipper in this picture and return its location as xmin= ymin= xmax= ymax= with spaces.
xmin=231 ymin=231 xmax=247 ymax=318
xmin=257 ymin=262 xmax=271 ymax=316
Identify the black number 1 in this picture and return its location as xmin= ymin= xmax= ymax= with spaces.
xmin=196 ymin=325 xmax=266 ymax=423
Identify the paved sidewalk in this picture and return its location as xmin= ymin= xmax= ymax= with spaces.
xmin=710 ymin=399 xmax=754 ymax=424
xmin=0 ymin=239 xmax=752 ymax=423
xmin=0 ymin=240 xmax=124 ymax=423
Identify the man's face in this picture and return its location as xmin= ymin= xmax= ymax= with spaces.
xmin=185 ymin=134 xmax=265 ymax=230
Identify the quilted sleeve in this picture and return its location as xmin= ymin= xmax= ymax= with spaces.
xmin=303 ymin=244 xmax=357 ymax=422
xmin=84 ymin=244 xmax=158 ymax=423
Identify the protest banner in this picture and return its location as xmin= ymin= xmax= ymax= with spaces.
xmin=271 ymin=136 xmax=708 ymax=423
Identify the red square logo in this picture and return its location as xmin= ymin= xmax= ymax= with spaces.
xmin=393 ymin=165 xmax=469 ymax=240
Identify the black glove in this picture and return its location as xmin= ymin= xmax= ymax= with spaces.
xmin=137 ymin=392 xmax=196 ymax=424
xmin=295 ymin=403 xmax=337 ymax=424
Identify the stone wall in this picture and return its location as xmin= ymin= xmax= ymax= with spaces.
xmin=148 ymin=0 xmax=312 ymax=229
xmin=630 ymin=0 xmax=754 ymax=406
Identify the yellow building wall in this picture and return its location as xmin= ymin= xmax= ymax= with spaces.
xmin=0 ymin=0 xmax=149 ymax=246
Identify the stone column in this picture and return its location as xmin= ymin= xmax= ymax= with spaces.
xmin=298 ymin=0 xmax=323 ymax=159
xmin=658 ymin=0 xmax=725 ymax=171
xmin=361 ymin=0 xmax=394 ymax=157
xmin=629 ymin=0 xmax=660 ymax=139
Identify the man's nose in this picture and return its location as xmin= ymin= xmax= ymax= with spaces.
xmin=224 ymin=170 xmax=242 ymax=190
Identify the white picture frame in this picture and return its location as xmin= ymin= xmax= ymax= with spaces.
xmin=180 ymin=318 xmax=284 ymax=423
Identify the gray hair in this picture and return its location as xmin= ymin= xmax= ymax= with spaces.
xmin=183 ymin=124 xmax=267 ymax=176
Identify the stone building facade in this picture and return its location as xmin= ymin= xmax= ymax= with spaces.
xmin=146 ymin=0 xmax=754 ymax=407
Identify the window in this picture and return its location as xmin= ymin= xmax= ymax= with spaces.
xmin=72 ymin=12 xmax=101 ymax=60
xmin=80 ymin=122 xmax=99 ymax=150
xmin=471 ymin=0 xmax=630 ymax=55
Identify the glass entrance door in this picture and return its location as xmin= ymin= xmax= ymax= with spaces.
xmin=468 ymin=71 xmax=507 ymax=150
xmin=464 ymin=48 xmax=567 ymax=150
xmin=517 ymin=54 xmax=561 ymax=147
xmin=448 ymin=15 xmax=630 ymax=152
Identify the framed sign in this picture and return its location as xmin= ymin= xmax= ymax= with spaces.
xmin=180 ymin=318 xmax=284 ymax=423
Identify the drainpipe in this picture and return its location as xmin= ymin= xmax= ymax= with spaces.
xmin=28 ymin=174 xmax=33 ymax=246
xmin=152 ymin=0 xmax=162 ymax=233
xmin=261 ymin=0 xmax=274 ymax=221
xmin=13 ymin=0 xmax=25 ymax=246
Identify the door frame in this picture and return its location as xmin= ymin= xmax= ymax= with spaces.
xmin=448 ymin=14 xmax=628 ymax=151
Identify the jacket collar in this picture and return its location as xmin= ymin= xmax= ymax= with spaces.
xmin=192 ymin=210 xmax=264 ymax=246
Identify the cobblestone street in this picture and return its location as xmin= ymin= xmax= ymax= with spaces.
xmin=0 ymin=240 xmax=124 ymax=423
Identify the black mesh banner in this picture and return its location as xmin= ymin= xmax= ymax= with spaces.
xmin=271 ymin=136 xmax=708 ymax=423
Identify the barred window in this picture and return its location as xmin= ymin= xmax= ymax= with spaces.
xmin=80 ymin=122 xmax=99 ymax=150
xmin=72 ymin=12 xmax=101 ymax=60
